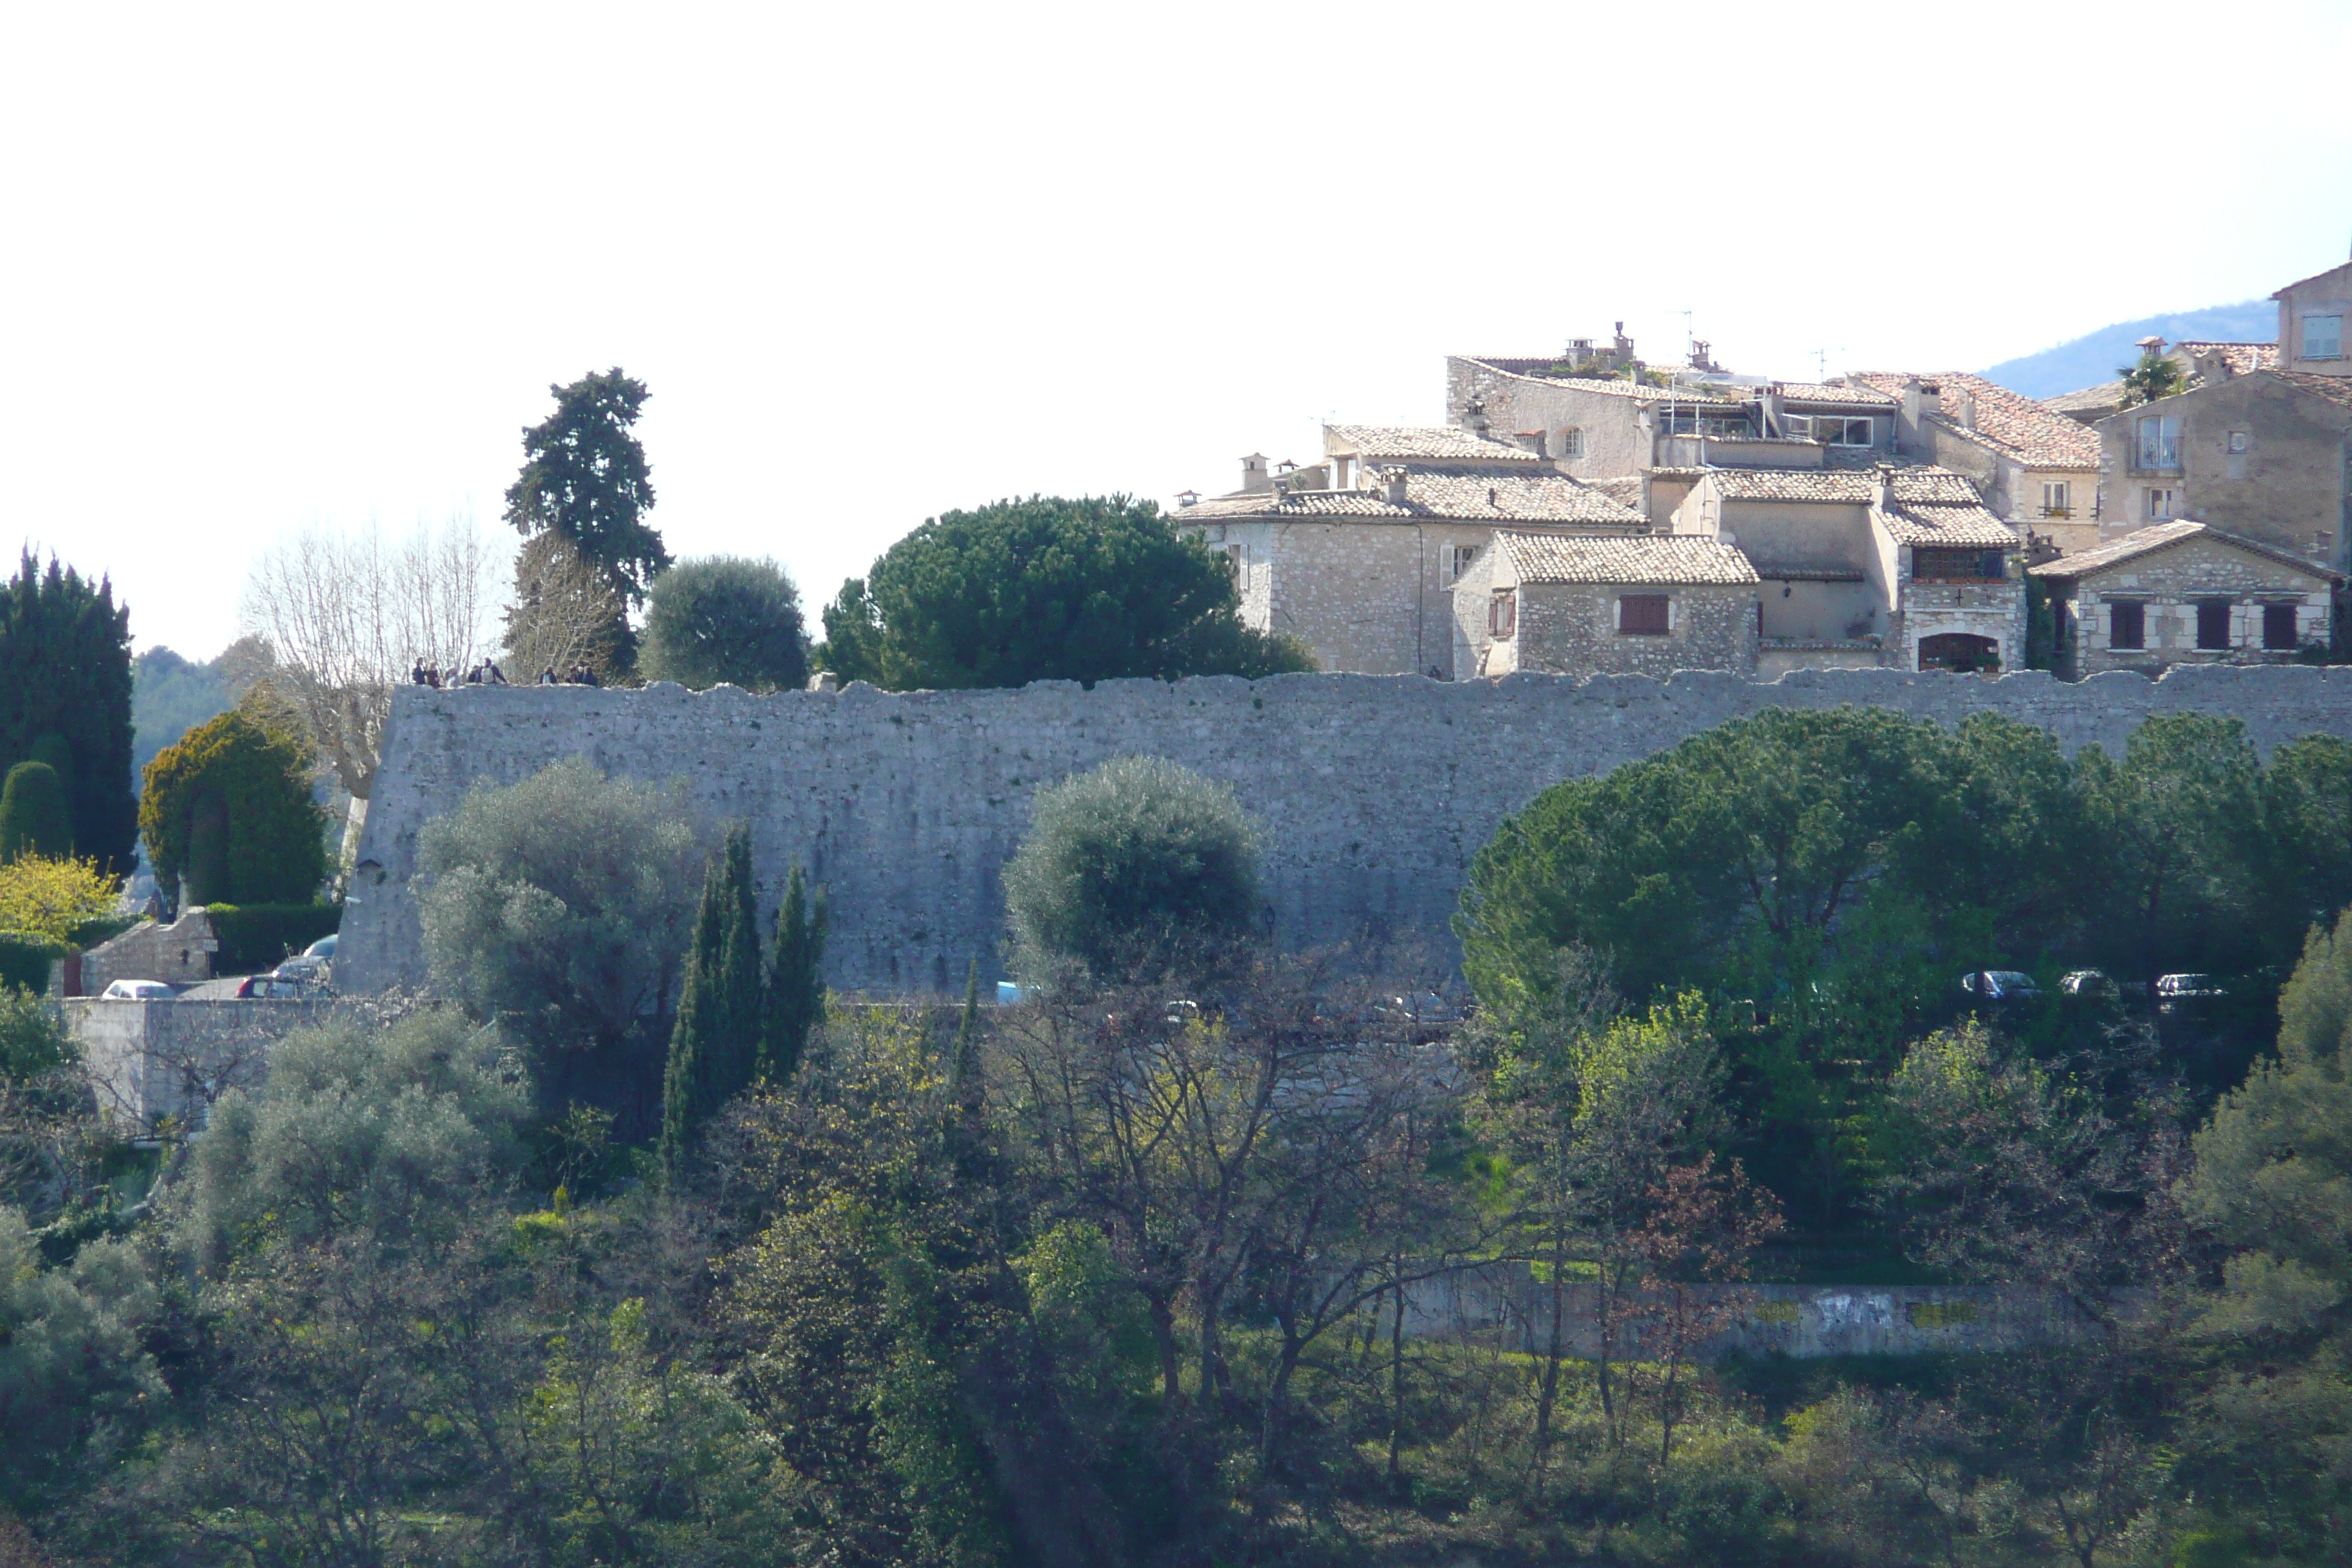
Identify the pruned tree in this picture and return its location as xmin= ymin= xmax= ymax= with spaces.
xmin=238 ymin=518 xmax=505 ymax=862
xmin=502 ymin=530 xmax=627 ymax=685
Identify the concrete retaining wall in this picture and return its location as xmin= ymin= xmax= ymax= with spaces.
xmin=339 ymin=665 xmax=2352 ymax=996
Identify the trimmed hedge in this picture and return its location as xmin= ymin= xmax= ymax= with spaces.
xmin=205 ymin=903 xmax=342 ymax=976
xmin=0 ymin=929 xmax=68 ymax=994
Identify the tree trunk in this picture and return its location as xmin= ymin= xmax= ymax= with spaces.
xmin=1386 ymin=1264 xmax=1407 ymax=1493
xmin=1533 ymin=1226 xmax=1567 ymax=1476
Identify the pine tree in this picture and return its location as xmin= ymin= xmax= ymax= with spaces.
xmin=660 ymin=826 xmax=762 ymax=1179
xmin=761 ymin=863 xmax=827 ymax=1084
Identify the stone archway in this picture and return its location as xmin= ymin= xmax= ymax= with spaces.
xmin=1918 ymin=632 xmax=2000 ymax=673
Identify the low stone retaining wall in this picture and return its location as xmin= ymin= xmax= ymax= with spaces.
xmin=66 ymin=998 xmax=331 ymax=1129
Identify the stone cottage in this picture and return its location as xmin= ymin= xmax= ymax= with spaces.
xmin=1174 ymin=426 xmax=1648 ymax=676
xmin=1846 ymin=372 xmax=2103 ymax=557
xmin=2029 ymin=521 xmax=2340 ymax=676
xmin=1453 ymin=534 xmax=1759 ymax=679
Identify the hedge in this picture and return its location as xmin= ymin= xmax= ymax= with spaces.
xmin=0 ymin=929 xmax=68 ymax=994
xmin=204 ymin=903 xmax=342 ymax=976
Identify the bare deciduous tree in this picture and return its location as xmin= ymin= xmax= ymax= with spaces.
xmin=238 ymin=519 xmax=505 ymax=862
xmin=502 ymin=532 xmax=626 ymax=685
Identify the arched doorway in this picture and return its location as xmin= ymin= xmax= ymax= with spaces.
xmin=1918 ymin=633 xmax=1999 ymax=672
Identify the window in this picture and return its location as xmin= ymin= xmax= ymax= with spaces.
xmin=2041 ymin=481 xmax=2072 ymax=518
xmin=2304 ymin=314 xmax=2344 ymax=361
xmin=1618 ymin=594 xmax=1670 ymax=635
xmin=2137 ymin=415 xmax=2182 ymax=470
xmin=1912 ymin=548 xmax=2007 ymax=581
xmin=1221 ymin=544 xmax=1245 ymax=586
xmin=2196 ymin=599 xmax=2234 ymax=650
xmin=2109 ymin=601 xmax=2146 ymax=650
xmin=1786 ymin=414 xmax=1873 ymax=445
xmin=2228 ymin=431 xmax=2250 ymax=454
xmin=1442 ymin=543 xmax=1477 ymax=587
xmin=2264 ymin=603 xmax=2301 ymax=650
xmin=1488 ymin=589 xmax=1517 ymax=640
xmin=1558 ymin=428 xmax=1585 ymax=459
xmin=2146 ymin=487 xmax=2179 ymax=520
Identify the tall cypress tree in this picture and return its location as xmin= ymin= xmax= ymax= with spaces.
xmin=761 ymin=863 xmax=827 ymax=1084
xmin=0 ymin=554 xmax=135 ymax=872
xmin=660 ymin=825 xmax=761 ymax=1177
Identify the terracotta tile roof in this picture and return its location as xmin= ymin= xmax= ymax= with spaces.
xmin=1773 ymin=380 xmax=1899 ymax=406
xmin=2177 ymin=342 xmax=2280 ymax=376
xmin=2274 ymin=370 xmax=2352 ymax=412
xmin=2032 ymin=521 xmax=2345 ymax=584
xmin=1849 ymin=370 xmax=2102 ymax=470
xmin=1456 ymin=358 xmax=1744 ymax=406
xmin=1499 ymin=532 xmax=1759 ymax=586
xmin=1702 ymin=465 xmax=1980 ymax=505
xmin=2044 ymin=381 xmax=2125 ymax=416
xmin=1876 ymin=502 xmax=2022 ymax=549
xmin=1323 ymin=425 xmax=1542 ymax=461
xmin=1176 ymin=467 xmax=1646 ymax=527
xmin=2270 ymin=260 xmax=2352 ymax=299
xmin=1586 ymin=475 xmax=1646 ymax=510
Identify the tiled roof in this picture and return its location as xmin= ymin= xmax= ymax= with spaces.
xmin=1176 ymin=467 xmax=1646 ymax=526
xmin=1849 ymin=370 xmax=2101 ymax=469
xmin=1773 ymin=380 xmax=1899 ymax=407
xmin=2274 ymin=370 xmax=2352 ymax=412
xmin=1499 ymin=532 xmax=1759 ymax=586
xmin=2032 ymin=521 xmax=2345 ymax=584
xmin=1456 ymin=358 xmax=1744 ymax=406
xmin=2044 ymin=381 xmax=2125 ymax=416
xmin=1876 ymin=502 xmax=2022 ymax=549
xmin=1586 ymin=475 xmax=1646 ymax=510
xmin=1701 ymin=465 xmax=1983 ymax=505
xmin=1324 ymin=424 xmax=1542 ymax=461
xmin=2177 ymin=342 xmax=2280 ymax=376
xmin=2271 ymin=260 xmax=2352 ymax=299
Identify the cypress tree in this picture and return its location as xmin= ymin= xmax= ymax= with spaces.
xmin=0 ymin=761 xmax=72 ymax=862
xmin=660 ymin=825 xmax=761 ymax=1177
xmin=0 ymin=554 xmax=135 ymax=872
xmin=761 ymin=863 xmax=827 ymax=1084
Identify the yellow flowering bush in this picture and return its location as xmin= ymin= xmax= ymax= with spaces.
xmin=0 ymin=854 xmax=121 ymax=945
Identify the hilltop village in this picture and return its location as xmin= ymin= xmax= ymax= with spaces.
xmin=1177 ymin=257 xmax=2352 ymax=684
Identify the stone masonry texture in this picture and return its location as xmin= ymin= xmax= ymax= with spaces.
xmin=339 ymin=668 xmax=2352 ymax=996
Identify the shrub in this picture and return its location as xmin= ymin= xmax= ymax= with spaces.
xmin=140 ymin=707 xmax=325 ymax=908
xmin=416 ymin=757 xmax=704 ymax=1128
xmin=0 ymin=932 xmax=67 ymax=996
xmin=639 ymin=557 xmax=810 ymax=693
xmin=0 ymin=1206 xmax=162 ymax=1512
xmin=0 ymin=854 xmax=118 ymax=945
xmin=204 ymin=902 xmax=342 ymax=975
xmin=0 ymin=761 xmax=70 ymax=862
xmin=1002 ymin=755 xmax=1259 ymax=975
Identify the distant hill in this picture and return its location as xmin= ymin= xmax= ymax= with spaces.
xmin=1981 ymin=300 xmax=2278 ymax=399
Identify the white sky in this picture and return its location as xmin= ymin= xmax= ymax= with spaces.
xmin=5 ymin=0 xmax=2349 ymax=659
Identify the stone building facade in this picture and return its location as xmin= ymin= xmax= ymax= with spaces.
xmin=1175 ymin=427 xmax=1648 ymax=675
xmin=2031 ymin=521 xmax=2340 ymax=677
xmin=2276 ymin=260 xmax=2352 ymax=380
xmin=1848 ymin=372 xmax=2103 ymax=556
xmin=2092 ymin=370 xmax=2352 ymax=573
xmin=1453 ymin=534 xmax=1758 ymax=679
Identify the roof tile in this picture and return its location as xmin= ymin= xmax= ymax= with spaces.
xmin=1849 ymin=370 xmax=2102 ymax=469
xmin=2031 ymin=520 xmax=2344 ymax=584
xmin=1499 ymin=532 xmax=1760 ymax=586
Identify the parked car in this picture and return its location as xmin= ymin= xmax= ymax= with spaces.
xmin=1959 ymin=970 xmax=2040 ymax=1000
xmin=994 ymin=981 xmax=1029 ymax=1006
xmin=2157 ymin=973 xmax=2227 ymax=1009
xmin=2061 ymin=969 xmax=2119 ymax=998
xmin=100 ymin=979 xmax=176 ymax=1000
xmin=233 ymin=973 xmax=309 ymax=999
xmin=271 ymin=954 xmax=330 ymax=987
xmin=304 ymin=933 xmax=338 ymax=960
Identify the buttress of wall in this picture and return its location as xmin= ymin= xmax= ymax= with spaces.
xmin=340 ymin=668 xmax=2352 ymax=998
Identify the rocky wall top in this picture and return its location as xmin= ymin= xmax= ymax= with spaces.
xmin=337 ymin=666 xmax=2352 ymax=995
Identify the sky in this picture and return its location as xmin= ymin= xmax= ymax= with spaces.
xmin=4 ymin=1 xmax=2349 ymax=660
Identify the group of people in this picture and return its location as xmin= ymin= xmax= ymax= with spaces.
xmin=408 ymin=659 xmax=603 ymax=688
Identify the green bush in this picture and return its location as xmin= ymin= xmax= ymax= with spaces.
xmin=1002 ymin=755 xmax=1260 ymax=976
xmin=203 ymin=903 xmax=341 ymax=975
xmin=139 ymin=708 xmax=325 ymax=908
xmin=639 ymin=556 xmax=810 ymax=692
xmin=0 ymin=761 xmax=71 ymax=862
xmin=0 ymin=930 xmax=66 ymax=995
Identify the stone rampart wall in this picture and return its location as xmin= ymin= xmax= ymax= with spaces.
xmin=339 ymin=666 xmax=2352 ymax=997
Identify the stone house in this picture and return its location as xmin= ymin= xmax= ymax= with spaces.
xmin=2275 ymin=259 xmax=2352 ymax=380
xmin=2046 ymin=339 xmax=2281 ymax=427
xmin=2091 ymin=369 xmax=2352 ymax=572
xmin=1453 ymin=534 xmax=1759 ymax=679
xmin=1847 ymin=371 xmax=2104 ymax=556
xmin=1175 ymin=426 xmax=1648 ymax=675
xmin=1667 ymin=464 xmax=2027 ymax=674
xmin=2030 ymin=521 xmax=2340 ymax=676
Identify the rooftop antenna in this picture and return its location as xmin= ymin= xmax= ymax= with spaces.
xmin=1814 ymin=348 xmax=1830 ymax=380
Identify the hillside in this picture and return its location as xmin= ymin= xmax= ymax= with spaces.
xmin=1981 ymin=299 xmax=2277 ymax=398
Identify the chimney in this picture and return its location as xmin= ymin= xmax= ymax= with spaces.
xmin=1385 ymin=469 xmax=1409 ymax=505
xmin=1613 ymin=320 xmax=1634 ymax=361
xmin=1241 ymin=453 xmax=1270 ymax=494
xmin=1948 ymin=384 xmax=1975 ymax=430
xmin=1901 ymin=376 xmax=1942 ymax=430
xmin=1873 ymin=461 xmax=1896 ymax=513
xmin=1176 ymin=489 xmax=1199 ymax=508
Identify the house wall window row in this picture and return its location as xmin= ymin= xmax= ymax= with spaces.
xmin=1786 ymin=414 xmax=1874 ymax=445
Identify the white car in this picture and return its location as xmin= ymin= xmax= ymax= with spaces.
xmin=101 ymin=979 xmax=176 ymax=1000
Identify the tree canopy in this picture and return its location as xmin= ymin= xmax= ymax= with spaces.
xmin=639 ymin=556 xmax=810 ymax=692
xmin=817 ymin=496 xmax=1314 ymax=690
xmin=502 ymin=369 xmax=669 ymax=608
xmin=0 ymin=554 xmax=135 ymax=873
xmin=137 ymin=706 xmax=325 ymax=909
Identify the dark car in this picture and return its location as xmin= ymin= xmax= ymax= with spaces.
xmin=1960 ymin=970 xmax=2040 ymax=1000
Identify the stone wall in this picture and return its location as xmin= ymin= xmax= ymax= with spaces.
xmin=1506 ymin=581 xmax=1757 ymax=680
xmin=338 ymin=666 xmax=2352 ymax=998
xmin=2095 ymin=374 xmax=2352 ymax=565
xmin=67 ymin=997 xmax=328 ymax=1128
xmin=2059 ymin=533 xmax=2334 ymax=676
xmin=75 ymin=909 xmax=219 ymax=995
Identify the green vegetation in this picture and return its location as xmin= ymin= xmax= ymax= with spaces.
xmin=504 ymin=367 xmax=669 ymax=608
xmin=201 ymin=902 xmax=342 ymax=973
xmin=138 ymin=705 xmax=327 ymax=909
xmin=1001 ymin=753 xmax=1260 ymax=976
xmin=660 ymin=825 xmax=763 ymax=1175
xmin=0 ymin=761 xmax=71 ymax=861
xmin=2117 ymin=347 xmax=2188 ymax=407
xmin=639 ymin=554 xmax=811 ymax=691
xmin=816 ymin=495 xmax=1316 ymax=689
xmin=130 ymin=641 xmax=263 ymax=777
xmin=0 ymin=552 xmax=136 ymax=872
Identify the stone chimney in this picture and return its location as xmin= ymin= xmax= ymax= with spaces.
xmin=1902 ymin=376 xmax=1942 ymax=429
xmin=1873 ymin=461 xmax=1896 ymax=514
xmin=1241 ymin=453 xmax=1270 ymax=494
xmin=1947 ymin=383 xmax=1975 ymax=430
xmin=1385 ymin=469 xmax=1409 ymax=506
xmin=1613 ymin=320 xmax=1635 ymax=362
